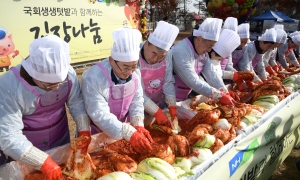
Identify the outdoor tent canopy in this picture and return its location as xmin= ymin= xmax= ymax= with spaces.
xmin=248 ymin=10 xmax=295 ymax=22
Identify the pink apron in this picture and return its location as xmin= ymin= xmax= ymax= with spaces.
xmin=232 ymin=48 xmax=245 ymax=70
xmin=174 ymin=38 xmax=207 ymax=101
xmin=91 ymin=63 xmax=138 ymax=134
xmin=12 ymin=67 xmax=71 ymax=150
xmin=140 ymin=55 xmax=166 ymax=108
xmin=220 ymin=57 xmax=229 ymax=70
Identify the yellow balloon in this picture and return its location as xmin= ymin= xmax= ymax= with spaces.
xmin=240 ymin=9 xmax=248 ymax=16
xmin=211 ymin=0 xmax=223 ymax=9
xmin=207 ymin=1 xmax=212 ymax=11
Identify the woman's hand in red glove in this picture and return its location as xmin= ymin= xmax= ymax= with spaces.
xmin=134 ymin=126 xmax=154 ymax=143
xmin=168 ymin=106 xmax=177 ymax=120
xmin=129 ymin=131 xmax=152 ymax=153
xmin=219 ymin=93 xmax=235 ymax=106
xmin=154 ymin=108 xmax=171 ymax=127
xmin=40 ymin=156 xmax=62 ymax=180
xmin=77 ymin=131 xmax=91 ymax=154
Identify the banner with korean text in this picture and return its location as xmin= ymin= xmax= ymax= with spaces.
xmin=197 ymin=92 xmax=300 ymax=180
xmin=0 ymin=0 xmax=140 ymax=74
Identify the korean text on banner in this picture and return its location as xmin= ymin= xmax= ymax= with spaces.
xmin=0 ymin=0 xmax=140 ymax=74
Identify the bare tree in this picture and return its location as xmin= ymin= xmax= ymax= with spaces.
xmin=193 ymin=0 xmax=208 ymax=17
xmin=176 ymin=0 xmax=193 ymax=30
xmin=148 ymin=0 xmax=180 ymax=21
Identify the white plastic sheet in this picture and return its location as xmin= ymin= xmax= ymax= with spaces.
xmin=0 ymin=133 xmax=117 ymax=180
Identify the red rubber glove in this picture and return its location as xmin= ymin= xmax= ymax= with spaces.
xmin=232 ymin=72 xmax=243 ymax=83
xmin=262 ymin=79 xmax=268 ymax=83
xmin=219 ymin=93 xmax=235 ymax=106
xmin=129 ymin=131 xmax=152 ymax=153
xmin=77 ymin=131 xmax=91 ymax=154
xmin=40 ymin=156 xmax=62 ymax=180
xmin=246 ymin=81 xmax=255 ymax=89
xmin=168 ymin=106 xmax=177 ymax=120
xmin=228 ymin=89 xmax=240 ymax=102
xmin=134 ymin=126 xmax=154 ymax=143
xmin=153 ymin=108 xmax=171 ymax=127
xmin=266 ymin=66 xmax=275 ymax=75
xmin=273 ymin=65 xmax=280 ymax=72
xmin=237 ymin=83 xmax=245 ymax=92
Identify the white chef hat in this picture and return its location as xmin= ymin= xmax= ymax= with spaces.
xmin=148 ymin=21 xmax=179 ymax=51
xmin=223 ymin=17 xmax=238 ymax=32
xmin=258 ymin=28 xmax=276 ymax=42
xmin=193 ymin=18 xmax=223 ymax=41
xmin=237 ymin=23 xmax=250 ymax=39
xmin=22 ymin=35 xmax=70 ymax=83
xmin=292 ymin=34 xmax=300 ymax=46
xmin=111 ymin=28 xmax=141 ymax=62
xmin=289 ymin=31 xmax=300 ymax=38
xmin=274 ymin=24 xmax=284 ymax=30
xmin=212 ymin=29 xmax=240 ymax=58
xmin=275 ymin=28 xmax=287 ymax=43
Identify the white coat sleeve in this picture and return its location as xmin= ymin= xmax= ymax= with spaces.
xmin=163 ymin=51 xmax=176 ymax=106
xmin=66 ymin=66 xmax=90 ymax=132
xmin=269 ymin=49 xmax=278 ymax=67
xmin=0 ymin=71 xmax=34 ymax=161
xmin=225 ymin=54 xmax=236 ymax=71
xmin=238 ymin=44 xmax=254 ymax=71
xmin=262 ymin=50 xmax=272 ymax=67
xmin=128 ymin=69 xmax=145 ymax=127
xmin=81 ymin=65 xmax=135 ymax=141
xmin=142 ymin=87 xmax=160 ymax=116
xmin=201 ymin=59 xmax=228 ymax=93
xmin=277 ymin=43 xmax=290 ymax=69
xmin=172 ymin=43 xmax=221 ymax=99
xmin=254 ymin=58 xmax=267 ymax=80
xmin=238 ymin=45 xmax=262 ymax=82
xmin=287 ymin=51 xmax=299 ymax=67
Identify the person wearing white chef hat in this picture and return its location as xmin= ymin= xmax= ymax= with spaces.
xmin=218 ymin=20 xmax=255 ymax=93
xmin=222 ymin=17 xmax=238 ymax=32
xmin=238 ymin=28 xmax=276 ymax=89
xmin=218 ymin=17 xmax=239 ymax=74
xmin=82 ymin=28 xmax=153 ymax=155
xmin=232 ymin=23 xmax=250 ymax=71
xmin=263 ymin=28 xmax=287 ymax=75
xmin=211 ymin=29 xmax=240 ymax=78
xmin=277 ymin=32 xmax=300 ymax=72
xmin=0 ymin=35 xmax=91 ymax=179
xmin=139 ymin=21 xmax=179 ymax=127
xmin=169 ymin=17 xmax=236 ymax=106
xmin=208 ymin=29 xmax=246 ymax=100
xmin=219 ymin=17 xmax=252 ymax=85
